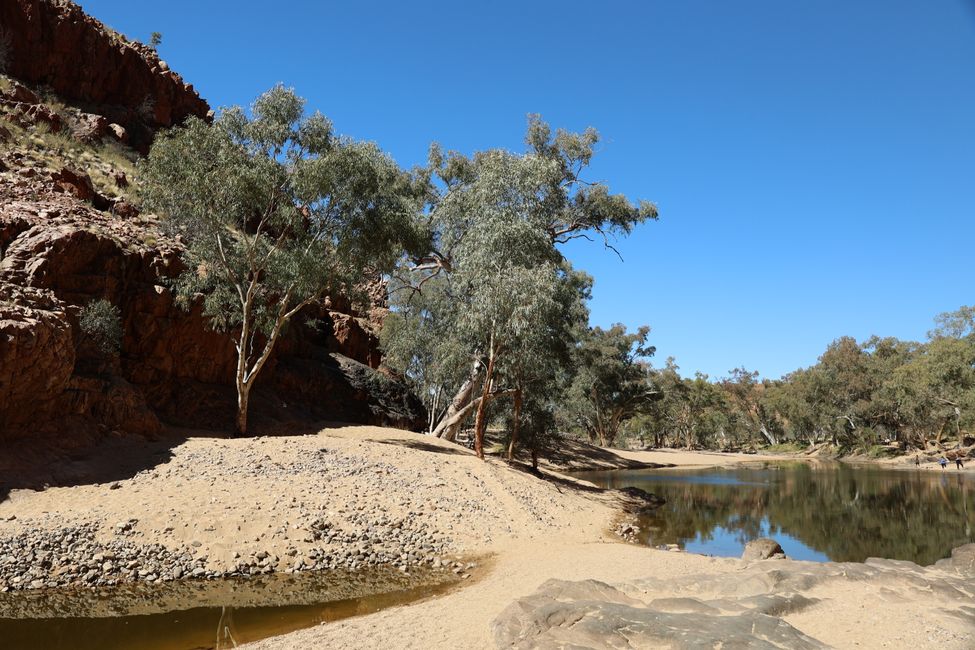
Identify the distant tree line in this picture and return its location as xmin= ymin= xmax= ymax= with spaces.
xmin=573 ymin=307 xmax=975 ymax=453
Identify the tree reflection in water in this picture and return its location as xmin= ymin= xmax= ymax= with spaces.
xmin=579 ymin=463 xmax=973 ymax=564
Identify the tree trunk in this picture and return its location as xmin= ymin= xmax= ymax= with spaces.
xmin=431 ymin=390 xmax=514 ymax=445
xmin=759 ymin=424 xmax=777 ymax=446
xmin=473 ymin=345 xmax=497 ymax=460
xmin=432 ymin=359 xmax=483 ymax=440
xmin=506 ymin=388 xmax=523 ymax=460
xmin=235 ymin=380 xmax=251 ymax=438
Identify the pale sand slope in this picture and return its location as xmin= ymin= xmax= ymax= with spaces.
xmin=2 ymin=426 xmax=972 ymax=648
xmin=0 ymin=426 xmax=614 ymax=581
xmin=242 ymin=431 xmax=973 ymax=650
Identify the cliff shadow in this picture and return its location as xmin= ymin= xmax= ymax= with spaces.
xmin=0 ymin=429 xmax=188 ymax=504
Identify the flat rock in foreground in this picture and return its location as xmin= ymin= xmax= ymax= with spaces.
xmin=493 ymin=550 xmax=975 ymax=649
xmin=493 ymin=578 xmax=825 ymax=649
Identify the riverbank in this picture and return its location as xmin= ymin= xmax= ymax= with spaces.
xmin=245 ymin=433 xmax=974 ymax=649
xmin=759 ymin=445 xmax=975 ymax=475
xmin=538 ymin=437 xmax=784 ymax=472
xmin=0 ymin=425 xmax=615 ymax=593
xmin=2 ymin=427 xmax=973 ymax=648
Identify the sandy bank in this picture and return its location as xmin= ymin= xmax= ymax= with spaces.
xmin=2 ymin=427 xmax=973 ymax=648
xmin=244 ymin=432 xmax=973 ymax=649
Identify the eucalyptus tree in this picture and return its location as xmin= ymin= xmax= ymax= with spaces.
xmin=562 ymin=324 xmax=657 ymax=447
xmin=502 ymin=266 xmax=592 ymax=459
xmin=385 ymin=116 xmax=656 ymax=457
xmin=720 ymin=367 xmax=781 ymax=446
xmin=143 ymin=86 xmax=425 ymax=436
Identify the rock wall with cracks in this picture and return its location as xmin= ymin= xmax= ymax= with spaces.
xmin=0 ymin=1 xmax=425 ymax=440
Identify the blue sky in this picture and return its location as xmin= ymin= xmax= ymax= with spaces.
xmin=80 ymin=0 xmax=975 ymax=379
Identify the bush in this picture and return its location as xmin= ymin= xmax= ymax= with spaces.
xmin=79 ymin=299 xmax=122 ymax=355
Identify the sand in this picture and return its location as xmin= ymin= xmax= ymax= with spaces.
xmin=1 ymin=426 xmax=972 ymax=649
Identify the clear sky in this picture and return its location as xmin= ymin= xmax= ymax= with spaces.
xmin=79 ymin=0 xmax=975 ymax=380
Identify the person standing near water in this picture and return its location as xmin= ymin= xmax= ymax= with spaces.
xmin=956 ymin=457 xmax=965 ymax=470
xmin=939 ymin=457 xmax=948 ymax=470
xmin=915 ymin=455 xmax=921 ymax=467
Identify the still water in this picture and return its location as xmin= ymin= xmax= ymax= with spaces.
xmin=577 ymin=462 xmax=974 ymax=564
xmin=0 ymin=567 xmax=457 ymax=650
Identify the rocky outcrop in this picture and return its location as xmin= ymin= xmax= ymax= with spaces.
xmin=0 ymin=1 xmax=424 ymax=441
xmin=493 ymin=578 xmax=826 ymax=649
xmin=0 ymin=0 xmax=210 ymax=150
xmin=0 ymin=156 xmax=424 ymax=439
xmin=493 ymin=547 xmax=975 ymax=649
xmin=0 ymin=285 xmax=74 ymax=428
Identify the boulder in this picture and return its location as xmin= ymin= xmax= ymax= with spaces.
xmin=108 ymin=123 xmax=128 ymax=143
xmin=51 ymin=167 xmax=96 ymax=202
xmin=935 ymin=543 xmax=975 ymax=574
xmin=23 ymin=104 xmax=64 ymax=132
xmin=71 ymin=112 xmax=109 ymax=143
xmin=742 ymin=538 xmax=787 ymax=561
xmin=0 ymin=80 xmax=40 ymax=104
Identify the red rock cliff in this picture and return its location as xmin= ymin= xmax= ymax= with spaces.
xmin=0 ymin=0 xmax=210 ymax=149
xmin=0 ymin=1 xmax=424 ymax=440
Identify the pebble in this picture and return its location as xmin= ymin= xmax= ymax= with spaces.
xmin=0 ymin=446 xmax=459 ymax=593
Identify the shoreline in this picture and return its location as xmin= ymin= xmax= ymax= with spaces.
xmin=2 ymin=427 xmax=973 ymax=649
xmin=246 ymin=437 xmax=975 ymax=649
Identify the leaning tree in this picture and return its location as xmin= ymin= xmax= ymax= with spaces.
xmin=384 ymin=116 xmax=656 ymax=458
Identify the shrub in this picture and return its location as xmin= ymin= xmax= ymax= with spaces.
xmin=79 ymin=299 xmax=123 ymax=355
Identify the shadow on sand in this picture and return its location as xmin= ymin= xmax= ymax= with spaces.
xmin=366 ymin=437 xmax=473 ymax=457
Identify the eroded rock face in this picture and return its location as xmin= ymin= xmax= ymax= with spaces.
xmin=0 ymin=0 xmax=210 ymax=150
xmin=0 ymin=286 xmax=75 ymax=428
xmin=0 ymin=163 xmax=424 ymax=439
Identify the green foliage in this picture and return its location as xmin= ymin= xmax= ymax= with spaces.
xmin=561 ymin=324 xmax=656 ymax=447
xmin=149 ymin=32 xmax=163 ymax=49
xmin=142 ymin=85 xmax=426 ymax=434
xmin=79 ymin=299 xmax=122 ymax=355
xmin=635 ymin=305 xmax=975 ymax=453
xmin=384 ymin=116 xmax=653 ymax=454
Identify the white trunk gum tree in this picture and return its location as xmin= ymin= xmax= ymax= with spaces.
xmin=385 ymin=116 xmax=656 ymax=457
xmin=143 ymin=86 xmax=424 ymax=437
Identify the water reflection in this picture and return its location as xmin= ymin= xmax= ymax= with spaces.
xmin=578 ymin=462 xmax=973 ymax=564
xmin=0 ymin=567 xmax=457 ymax=650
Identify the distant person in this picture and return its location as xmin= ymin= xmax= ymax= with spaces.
xmin=939 ymin=457 xmax=948 ymax=470
xmin=956 ymin=457 xmax=965 ymax=470
xmin=915 ymin=455 xmax=921 ymax=467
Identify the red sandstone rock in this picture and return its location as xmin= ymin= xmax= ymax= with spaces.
xmin=71 ymin=112 xmax=109 ymax=143
xmin=111 ymin=199 xmax=139 ymax=219
xmin=0 ymin=1 xmax=423 ymax=439
xmin=0 ymin=81 xmax=39 ymax=104
xmin=51 ymin=167 xmax=96 ymax=202
xmin=0 ymin=0 xmax=210 ymax=150
xmin=0 ymin=286 xmax=75 ymax=430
